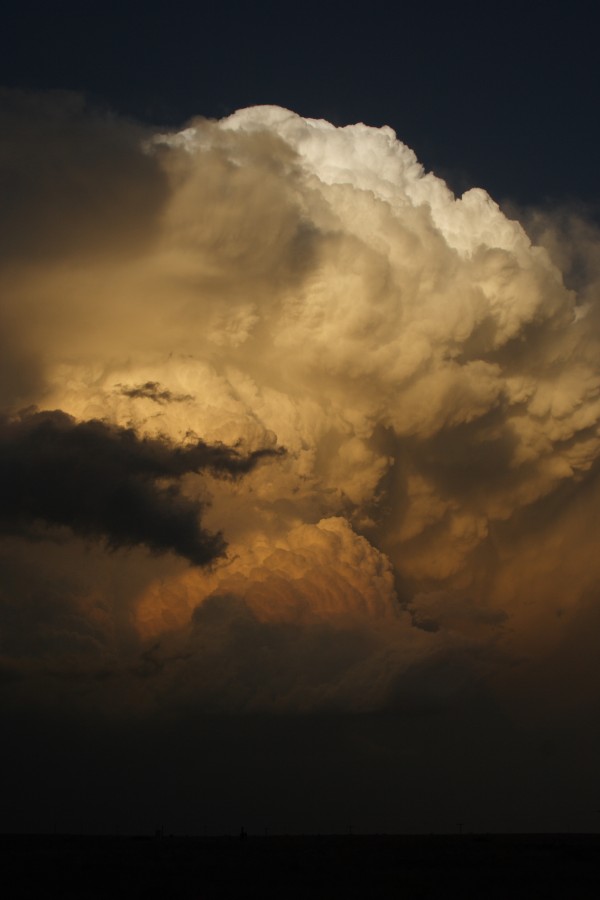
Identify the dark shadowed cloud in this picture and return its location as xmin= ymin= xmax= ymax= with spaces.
xmin=0 ymin=408 xmax=283 ymax=564
xmin=116 ymin=381 xmax=194 ymax=404
xmin=0 ymin=87 xmax=168 ymax=263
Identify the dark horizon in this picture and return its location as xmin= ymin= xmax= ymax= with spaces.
xmin=3 ymin=831 xmax=600 ymax=899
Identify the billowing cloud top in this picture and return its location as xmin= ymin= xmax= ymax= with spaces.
xmin=2 ymin=91 xmax=600 ymax=714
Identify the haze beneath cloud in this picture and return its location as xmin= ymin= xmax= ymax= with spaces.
xmin=2 ymin=89 xmax=600 ymax=718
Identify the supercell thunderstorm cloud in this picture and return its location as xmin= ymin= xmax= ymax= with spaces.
xmin=2 ymin=89 xmax=600 ymax=720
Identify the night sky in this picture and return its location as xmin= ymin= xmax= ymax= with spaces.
xmin=4 ymin=0 xmax=599 ymax=209
xmin=2 ymin=0 xmax=600 ymax=837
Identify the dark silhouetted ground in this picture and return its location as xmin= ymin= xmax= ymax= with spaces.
xmin=2 ymin=832 xmax=600 ymax=898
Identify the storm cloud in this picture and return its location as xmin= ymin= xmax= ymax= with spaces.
xmin=2 ymin=90 xmax=600 ymax=717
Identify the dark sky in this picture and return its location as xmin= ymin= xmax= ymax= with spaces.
xmin=2 ymin=0 xmax=599 ymax=211
xmin=3 ymin=1 xmax=600 ymax=838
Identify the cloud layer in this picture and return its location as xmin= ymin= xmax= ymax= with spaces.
xmin=2 ymin=91 xmax=600 ymax=714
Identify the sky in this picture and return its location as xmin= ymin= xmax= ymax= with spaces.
xmin=2 ymin=1 xmax=600 ymax=835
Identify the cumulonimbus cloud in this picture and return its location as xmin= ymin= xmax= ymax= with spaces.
xmin=2 ymin=91 xmax=600 ymax=713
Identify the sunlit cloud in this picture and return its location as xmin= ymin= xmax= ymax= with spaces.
xmin=2 ymin=91 xmax=600 ymax=713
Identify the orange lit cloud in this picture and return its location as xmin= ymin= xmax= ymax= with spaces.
xmin=2 ymin=91 xmax=600 ymax=713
